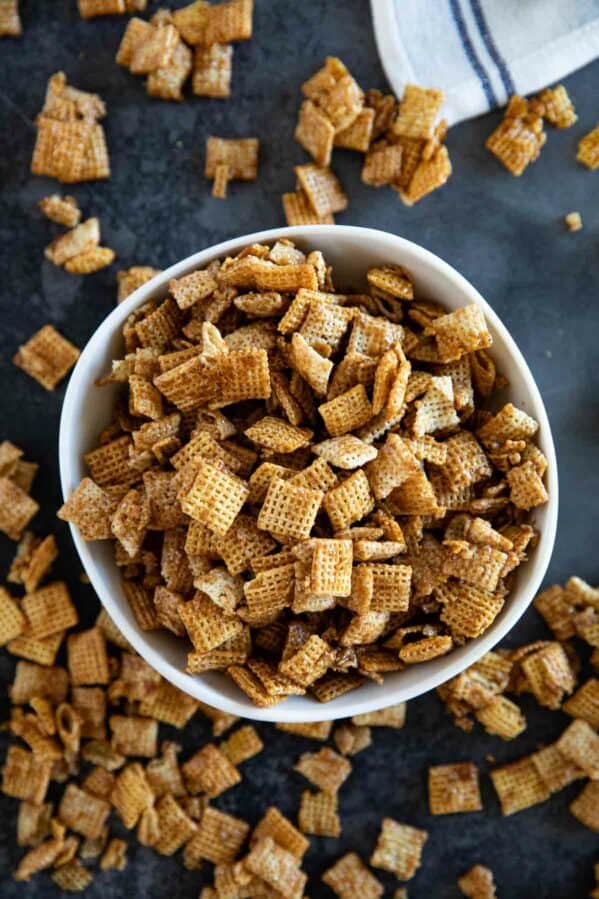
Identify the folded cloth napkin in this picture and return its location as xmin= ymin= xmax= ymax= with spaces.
xmin=371 ymin=0 xmax=599 ymax=125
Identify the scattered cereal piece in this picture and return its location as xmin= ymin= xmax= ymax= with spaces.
xmin=577 ymin=124 xmax=599 ymax=170
xmin=39 ymin=194 xmax=81 ymax=228
xmin=531 ymin=84 xmax=577 ymax=128
xmin=0 ymin=0 xmax=21 ymax=36
xmin=13 ymin=325 xmax=80 ymax=390
xmin=486 ymin=96 xmax=546 ymax=175
xmin=564 ymin=211 xmax=583 ymax=232
xmin=323 ymin=852 xmax=383 ymax=899
xmin=490 ymin=756 xmax=550 ymax=815
xmin=370 ymin=817 xmax=428 ymax=880
xmin=428 ymin=762 xmax=482 ymax=814
xmin=458 ymin=864 xmax=497 ymax=899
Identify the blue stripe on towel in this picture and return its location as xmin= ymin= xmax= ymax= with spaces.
xmin=448 ymin=0 xmax=497 ymax=106
xmin=468 ymin=0 xmax=516 ymax=97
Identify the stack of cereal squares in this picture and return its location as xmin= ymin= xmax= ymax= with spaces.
xmin=116 ymin=0 xmax=253 ymax=102
xmin=58 ymin=238 xmax=549 ymax=710
xmin=31 ymin=72 xmax=110 ymax=184
xmin=40 ymin=200 xmax=115 ymax=275
xmin=287 ymin=57 xmax=452 ymax=223
xmin=486 ymin=84 xmax=577 ymax=176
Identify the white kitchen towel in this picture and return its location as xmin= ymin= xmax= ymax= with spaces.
xmin=371 ymin=0 xmax=599 ymax=126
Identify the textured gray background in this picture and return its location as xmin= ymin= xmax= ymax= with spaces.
xmin=1 ymin=1 xmax=599 ymax=896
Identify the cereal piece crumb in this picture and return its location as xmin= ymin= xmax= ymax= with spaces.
xmin=564 ymin=211 xmax=583 ymax=232
xmin=458 ymin=864 xmax=497 ymax=899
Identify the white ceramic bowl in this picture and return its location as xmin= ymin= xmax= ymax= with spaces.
xmin=59 ymin=225 xmax=558 ymax=722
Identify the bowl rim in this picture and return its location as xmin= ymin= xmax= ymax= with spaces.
xmin=59 ymin=224 xmax=559 ymax=722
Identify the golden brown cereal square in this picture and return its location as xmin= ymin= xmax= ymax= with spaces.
xmin=258 ymin=477 xmax=322 ymax=541
xmin=370 ymin=817 xmax=428 ymax=880
xmin=486 ymin=109 xmax=545 ymax=176
xmin=299 ymin=789 xmax=340 ymax=837
xmin=67 ymin=627 xmax=110 ymax=685
xmin=51 ymin=861 xmax=93 ymax=892
xmin=22 ymin=581 xmax=78 ymax=639
xmin=17 ymin=800 xmax=54 ymax=848
xmin=314 ymin=435 xmax=378 ymax=470
xmin=309 ymin=538 xmax=353 ymax=596
xmin=302 ymin=57 xmax=364 ymax=133
xmin=323 ymin=469 xmax=374 ymax=530
xmin=147 ymin=38 xmax=193 ymax=101
xmin=279 ymin=633 xmax=333 ymax=687
xmin=428 ymin=762 xmax=482 ymax=814
xmin=184 ymin=806 xmax=249 ymax=868
xmin=577 ymin=125 xmax=599 ymax=170
xmin=246 ymin=836 xmax=307 ymax=899
xmin=109 ymin=714 xmax=158 ymax=757
xmin=393 ymin=85 xmax=444 ymax=140
xmin=1 ymin=745 xmax=53 ymax=804
xmin=138 ymin=680 xmax=199 ymax=727
xmin=397 ymin=143 xmax=452 ymax=205
xmin=79 ymin=0 xmax=126 ymax=17
xmin=0 ymin=478 xmax=38 ymax=541
xmin=117 ymin=266 xmax=161 ymax=303
xmin=520 ymin=642 xmax=575 ymax=709
xmin=276 ymin=721 xmax=333 ymax=742
xmin=283 ymin=190 xmax=335 ymax=225
xmin=0 ymin=0 xmax=22 ymax=35
xmin=294 ymin=746 xmax=351 ymax=793
xmin=8 ymin=533 xmax=58 ymax=593
xmin=100 ymin=837 xmax=128 ymax=871
xmin=13 ymin=324 xmax=80 ymax=390
xmin=182 ymin=743 xmax=241 ymax=797
xmin=252 ymin=806 xmax=309 ymax=859
xmin=437 ymin=581 xmax=504 ymax=640
xmin=181 ymin=460 xmax=248 ymax=536
xmin=335 ymin=107 xmax=375 ymax=152
xmin=192 ymin=42 xmax=232 ymax=97
xmin=220 ymin=724 xmax=264 ymax=765
xmin=320 ymin=384 xmax=373 ymax=438
xmin=362 ymin=140 xmax=403 ymax=187
xmin=245 ymin=415 xmax=312 ymax=454
xmin=295 ymin=163 xmax=348 ymax=217
xmin=428 ymin=305 xmax=492 ymax=363
xmin=85 ymin=436 xmax=137 ymax=487
xmin=110 ymin=762 xmax=154 ymax=828
xmin=58 ymin=477 xmax=116 ymax=539
xmin=295 ymin=100 xmax=335 ymax=167
xmin=10 ymin=660 xmax=69 ymax=704
xmin=153 ymin=793 xmax=197 ymax=855
xmin=506 ymin=460 xmax=548 ymax=510
xmin=58 ymin=784 xmax=110 ymax=839
xmin=530 ymin=743 xmax=584 ymax=794
xmin=556 ymin=718 xmax=599 ymax=778
xmin=563 ymin=679 xmax=599 ymax=729
xmin=289 ymin=332 xmax=333 ymax=396
xmin=490 ymin=756 xmax=550 ymax=815
xmin=334 ymin=722 xmax=372 ymax=756
xmin=145 ymin=742 xmax=185 ymax=798
xmin=179 ymin=591 xmax=244 ymax=653
xmin=0 ymin=586 xmax=26 ymax=645
xmin=531 ymin=85 xmax=577 ymax=128
xmin=570 ymin=780 xmax=599 ymax=831
xmin=323 ymin=852 xmax=383 ymax=899
xmin=206 ymin=136 xmax=259 ymax=181
xmin=475 ymin=695 xmax=526 ymax=740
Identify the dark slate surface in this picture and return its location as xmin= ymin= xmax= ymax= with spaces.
xmin=1 ymin=2 xmax=598 ymax=897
